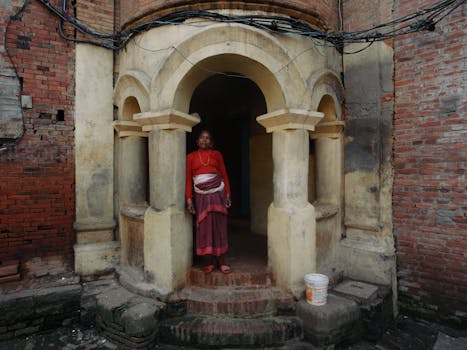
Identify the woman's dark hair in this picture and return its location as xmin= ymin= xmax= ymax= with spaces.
xmin=196 ymin=129 xmax=214 ymax=149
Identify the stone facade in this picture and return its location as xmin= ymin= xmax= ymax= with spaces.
xmin=0 ymin=0 xmax=465 ymax=327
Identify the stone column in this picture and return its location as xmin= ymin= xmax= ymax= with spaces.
xmin=257 ymin=109 xmax=323 ymax=296
xmin=310 ymin=121 xmax=345 ymax=277
xmin=113 ymin=121 xmax=148 ymax=205
xmin=74 ymin=44 xmax=119 ymax=276
xmin=311 ymin=121 xmax=345 ymax=205
xmin=135 ymin=110 xmax=200 ymax=295
xmin=113 ymin=121 xmax=148 ymax=271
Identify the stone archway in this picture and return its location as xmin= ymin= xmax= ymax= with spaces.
xmin=112 ymin=22 xmax=346 ymax=296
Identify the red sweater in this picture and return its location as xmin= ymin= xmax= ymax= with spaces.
xmin=186 ymin=149 xmax=231 ymax=200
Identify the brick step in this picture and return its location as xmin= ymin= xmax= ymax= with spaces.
xmin=171 ymin=286 xmax=295 ymax=318
xmin=0 ymin=260 xmax=20 ymax=284
xmin=189 ymin=266 xmax=273 ymax=287
xmin=159 ymin=315 xmax=303 ymax=348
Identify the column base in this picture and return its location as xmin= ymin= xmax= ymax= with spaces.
xmin=268 ymin=203 xmax=316 ymax=297
xmin=74 ymin=241 xmax=120 ymax=276
xmin=74 ymin=220 xmax=116 ymax=244
xmin=144 ymin=207 xmax=192 ymax=295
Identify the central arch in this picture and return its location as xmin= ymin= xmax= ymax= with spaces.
xmin=149 ymin=23 xmax=313 ymax=114
xmin=113 ymin=22 xmax=335 ymax=295
xmin=188 ymin=73 xmax=271 ymax=268
xmin=144 ymin=23 xmax=320 ymax=295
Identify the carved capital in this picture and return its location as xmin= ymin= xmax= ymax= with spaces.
xmin=113 ymin=120 xmax=148 ymax=138
xmin=256 ymin=109 xmax=324 ymax=133
xmin=309 ymin=121 xmax=345 ymax=139
xmin=134 ymin=109 xmax=200 ymax=132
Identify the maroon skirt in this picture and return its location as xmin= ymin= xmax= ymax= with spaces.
xmin=194 ymin=176 xmax=228 ymax=256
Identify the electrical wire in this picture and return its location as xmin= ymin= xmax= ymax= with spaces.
xmin=33 ymin=0 xmax=464 ymax=53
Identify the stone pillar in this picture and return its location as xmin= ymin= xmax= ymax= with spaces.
xmin=134 ymin=110 xmax=200 ymax=295
xmin=74 ymin=44 xmax=119 ymax=276
xmin=310 ymin=121 xmax=345 ymax=277
xmin=113 ymin=121 xmax=148 ymax=277
xmin=257 ymin=109 xmax=323 ymax=296
xmin=113 ymin=121 xmax=148 ymax=205
xmin=310 ymin=121 xmax=345 ymax=205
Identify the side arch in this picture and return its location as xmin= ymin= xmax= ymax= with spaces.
xmin=114 ymin=70 xmax=151 ymax=119
xmin=309 ymin=69 xmax=344 ymax=120
xmin=149 ymin=23 xmax=313 ymax=113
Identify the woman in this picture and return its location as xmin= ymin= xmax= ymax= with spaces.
xmin=186 ymin=130 xmax=232 ymax=274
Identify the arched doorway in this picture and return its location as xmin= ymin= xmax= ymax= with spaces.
xmin=112 ymin=23 xmax=336 ymax=295
xmin=187 ymin=73 xmax=271 ymax=267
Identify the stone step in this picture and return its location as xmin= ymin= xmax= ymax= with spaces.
xmin=189 ymin=266 xmax=273 ymax=288
xmin=170 ymin=286 xmax=295 ymax=318
xmin=159 ymin=315 xmax=303 ymax=348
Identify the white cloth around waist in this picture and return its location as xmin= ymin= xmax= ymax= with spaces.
xmin=193 ymin=173 xmax=225 ymax=194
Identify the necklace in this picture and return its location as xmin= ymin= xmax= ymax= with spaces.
xmin=198 ymin=150 xmax=211 ymax=166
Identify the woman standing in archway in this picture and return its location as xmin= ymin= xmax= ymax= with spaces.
xmin=186 ymin=130 xmax=232 ymax=274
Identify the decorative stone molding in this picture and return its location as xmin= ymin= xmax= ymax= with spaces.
xmin=309 ymin=121 xmax=345 ymax=139
xmin=134 ymin=109 xmax=200 ymax=132
xmin=113 ymin=120 xmax=148 ymax=138
xmin=114 ymin=70 xmax=151 ymax=113
xmin=256 ymin=109 xmax=324 ymax=133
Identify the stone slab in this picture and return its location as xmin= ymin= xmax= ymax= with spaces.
xmin=296 ymin=294 xmax=362 ymax=346
xmin=297 ymin=295 xmax=360 ymax=333
xmin=159 ymin=315 xmax=302 ymax=347
xmin=434 ymin=332 xmax=467 ymax=350
xmin=0 ymin=274 xmax=20 ymax=284
xmin=333 ymin=280 xmax=378 ymax=301
xmin=95 ymin=285 xmax=165 ymax=343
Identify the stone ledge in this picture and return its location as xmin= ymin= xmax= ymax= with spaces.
xmin=74 ymin=241 xmax=121 ymax=276
xmin=0 ymin=284 xmax=81 ymax=341
xmin=314 ymin=201 xmax=339 ymax=220
xmin=159 ymin=315 xmax=303 ymax=347
xmin=95 ymin=285 xmax=166 ymax=349
xmin=296 ymin=294 xmax=362 ymax=346
xmin=120 ymin=203 xmax=148 ymax=220
xmin=173 ymin=286 xmax=295 ymax=318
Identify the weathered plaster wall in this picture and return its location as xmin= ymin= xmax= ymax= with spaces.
xmin=73 ymin=43 xmax=118 ymax=274
xmin=71 ymin=0 xmax=119 ymax=276
xmin=341 ymin=0 xmax=396 ymax=287
xmin=0 ymin=0 xmax=23 ymax=140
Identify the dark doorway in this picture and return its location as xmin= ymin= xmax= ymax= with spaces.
xmin=188 ymin=73 xmax=269 ymax=269
xmin=188 ymin=73 xmax=267 ymax=219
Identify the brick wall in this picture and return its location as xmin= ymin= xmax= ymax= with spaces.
xmin=75 ymin=0 xmax=114 ymax=34
xmin=0 ymin=0 xmax=75 ymax=275
xmin=393 ymin=0 xmax=466 ymax=325
xmin=118 ymin=0 xmax=338 ymax=32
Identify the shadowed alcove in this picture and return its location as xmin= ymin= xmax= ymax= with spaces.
xmin=188 ymin=73 xmax=270 ymax=268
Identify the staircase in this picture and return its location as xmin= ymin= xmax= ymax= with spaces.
xmin=158 ymin=265 xmax=304 ymax=348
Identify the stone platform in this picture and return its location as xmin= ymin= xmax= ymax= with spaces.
xmin=297 ymin=279 xmax=393 ymax=347
xmin=0 ymin=275 xmax=81 ymax=341
xmin=3 ymin=272 xmax=467 ymax=350
xmin=159 ymin=265 xmax=303 ymax=348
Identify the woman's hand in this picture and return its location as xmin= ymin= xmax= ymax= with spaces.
xmin=187 ymin=198 xmax=195 ymax=214
xmin=226 ymin=195 xmax=231 ymax=208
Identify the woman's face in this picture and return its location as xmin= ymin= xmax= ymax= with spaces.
xmin=197 ymin=131 xmax=212 ymax=150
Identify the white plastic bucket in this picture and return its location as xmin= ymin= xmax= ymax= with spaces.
xmin=304 ymin=273 xmax=329 ymax=306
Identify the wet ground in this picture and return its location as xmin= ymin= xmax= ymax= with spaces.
xmin=1 ymin=314 xmax=466 ymax=350
xmin=0 ymin=326 xmax=114 ymax=350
